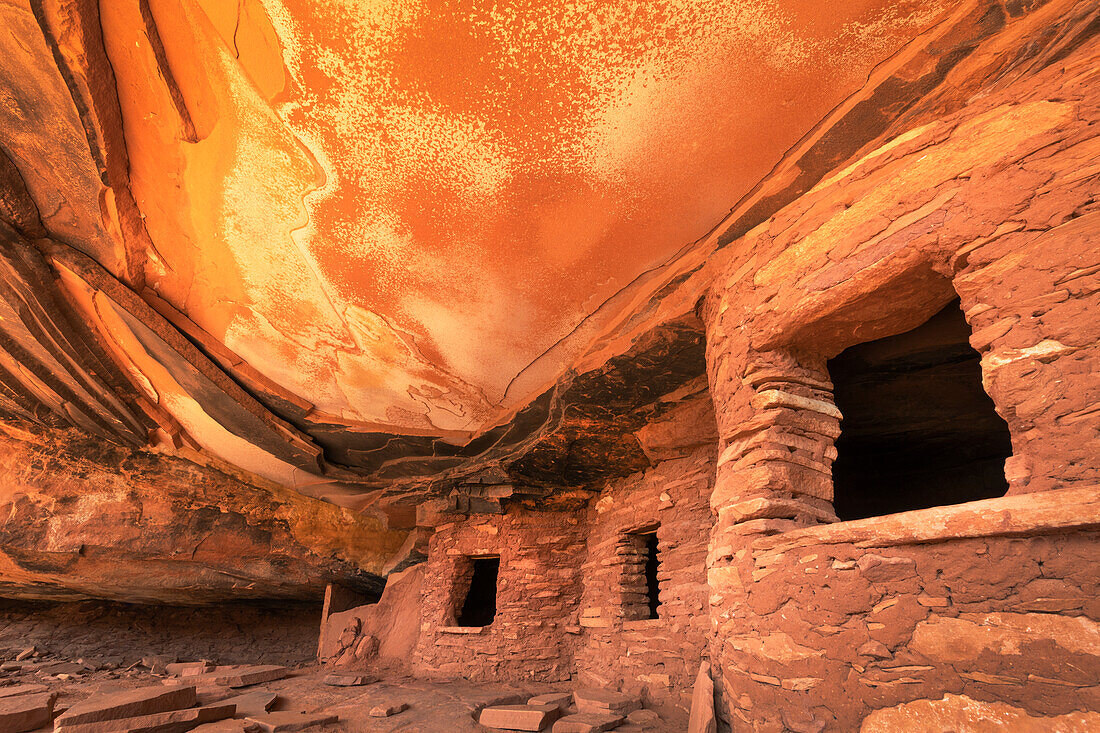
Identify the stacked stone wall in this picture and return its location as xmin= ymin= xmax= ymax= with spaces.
xmin=699 ymin=6 xmax=1100 ymax=729
xmin=573 ymin=446 xmax=715 ymax=714
xmin=715 ymin=494 xmax=1100 ymax=731
xmin=411 ymin=508 xmax=586 ymax=682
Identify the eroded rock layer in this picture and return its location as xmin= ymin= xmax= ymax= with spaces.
xmin=0 ymin=419 xmax=405 ymax=603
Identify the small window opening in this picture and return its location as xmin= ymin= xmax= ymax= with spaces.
xmin=456 ymin=556 xmax=499 ymax=627
xmin=828 ymin=300 xmax=1012 ymax=521
xmin=622 ymin=526 xmax=661 ymax=620
xmin=643 ymin=532 xmax=660 ymax=619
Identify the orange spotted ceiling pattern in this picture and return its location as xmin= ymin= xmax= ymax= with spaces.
xmin=112 ymin=1 xmax=946 ymax=429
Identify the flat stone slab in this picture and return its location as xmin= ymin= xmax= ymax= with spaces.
xmin=479 ymin=703 xmax=562 ymax=731
xmin=551 ymin=713 xmax=624 ymax=733
xmin=209 ymin=690 xmax=278 ymax=717
xmin=55 ymin=685 xmax=197 ymax=728
xmin=245 ymin=711 xmax=339 ymax=732
xmin=528 ymin=693 xmax=572 ymax=710
xmin=573 ymin=688 xmax=640 ymax=715
xmin=171 ymin=665 xmax=287 ymax=689
xmin=322 ymin=673 xmax=376 ymax=687
xmin=56 ymin=703 xmax=235 ymax=733
xmin=0 ymin=691 xmax=57 ymax=733
xmin=165 ymin=661 xmax=215 ymax=677
xmin=687 ymin=662 xmax=716 ymax=733
xmin=0 ymin=683 xmax=49 ymax=698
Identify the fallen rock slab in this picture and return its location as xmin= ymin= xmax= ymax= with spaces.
xmin=245 ymin=711 xmax=338 ymax=732
xmin=0 ymin=691 xmax=57 ymax=733
xmin=368 ymin=702 xmax=407 ymax=718
xmin=56 ymin=703 xmax=236 ymax=733
xmin=528 ymin=693 xmax=572 ymax=710
xmin=173 ymin=666 xmax=287 ymax=689
xmin=551 ymin=713 xmax=624 ymax=733
xmin=55 ymin=685 xmax=198 ymax=728
xmin=687 ymin=662 xmax=716 ymax=733
xmin=479 ymin=703 xmax=562 ymax=731
xmin=572 ymin=689 xmax=640 ymax=715
xmin=203 ymin=691 xmax=277 ymax=717
xmin=38 ymin=661 xmax=91 ymax=676
xmin=165 ymin=662 xmax=215 ymax=677
xmin=0 ymin=683 xmax=49 ymax=698
xmin=322 ymin=673 xmax=375 ymax=687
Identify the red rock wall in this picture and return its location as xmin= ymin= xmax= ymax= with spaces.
xmin=0 ymin=421 xmax=404 ymax=603
xmin=573 ymin=446 xmax=715 ymax=714
xmin=0 ymin=598 xmax=322 ymax=668
xmin=411 ymin=509 xmax=587 ymax=682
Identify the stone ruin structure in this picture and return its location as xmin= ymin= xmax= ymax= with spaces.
xmin=0 ymin=0 xmax=1097 ymax=731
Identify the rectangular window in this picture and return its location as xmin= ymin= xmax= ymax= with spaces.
xmin=456 ymin=556 xmax=499 ymax=627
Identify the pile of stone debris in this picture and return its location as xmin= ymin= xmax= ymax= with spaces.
xmin=476 ymin=662 xmax=717 ymax=733
xmin=0 ymin=645 xmax=339 ymax=732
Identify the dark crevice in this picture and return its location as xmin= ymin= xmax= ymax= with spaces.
xmin=644 ymin=532 xmax=660 ymax=620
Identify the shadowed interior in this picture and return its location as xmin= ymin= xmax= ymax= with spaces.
xmin=457 ymin=556 xmax=500 ymax=628
xmin=829 ymin=300 xmax=1013 ymax=521
xmin=644 ymin=531 xmax=661 ymax=620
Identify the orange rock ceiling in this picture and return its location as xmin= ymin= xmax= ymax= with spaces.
xmin=72 ymin=0 xmax=946 ymax=432
xmin=1 ymin=0 xmax=1010 ymax=497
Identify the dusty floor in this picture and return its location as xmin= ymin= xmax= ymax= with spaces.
xmin=3 ymin=663 xmax=682 ymax=732
xmin=0 ymin=600 xmax=684 ymax=732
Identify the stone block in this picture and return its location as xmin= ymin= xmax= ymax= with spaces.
xmin=56 ymin=703 xmax=235 ymax=733
xmin=687 ymin=662 xmax=716 ymax=733
xmin=55 ymin=685 xmax=197 ymax=728
xmin=572 ymin=688 xmax=640 ymax=715
xmin=0 ymin=691 xmax=57 ymax=733
xmin=164 ymin=661 xmax=214 ymax=677
xmin=0 ymin=683 xmax=48 ymax=699
xmin=551 ymin=713 xmax=624 ymax=732
xmin=369 ymin=702 xmax=408 ymax=717
xmin=323 ymin=673 xmax=376 ymax=686
xmin=175 ymin=665 xmax=288 ymax=688
xmin=528 ymin=692 xmax=573 ymax=710
xmin=199 ymin=691 xmax=277 ymax=717
xmin=479 ymin=703 xmax=562 ymax=730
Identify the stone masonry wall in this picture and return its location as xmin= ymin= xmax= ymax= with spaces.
xmin=574 ymin=444 xmax=715 ymax=715
xmin=718 ymin=494 xmax=1100 ymax=731
xmin=697 ymin=3 xmax=1100 ymax=730
xmin=411 ymin=508 xmax=586 ymax=682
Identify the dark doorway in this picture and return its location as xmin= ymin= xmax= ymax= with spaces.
xmin=828 ymin=300 xmax=1012 ymax=521
xmin=643 ymin=532 xmax=661 ymax=619
xmin=456 ymin=556 xmax=499 ymax=627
